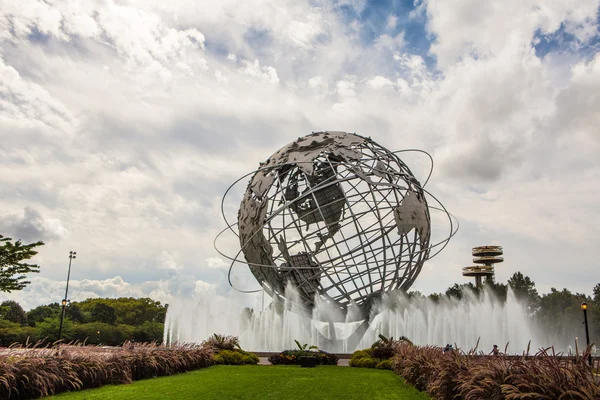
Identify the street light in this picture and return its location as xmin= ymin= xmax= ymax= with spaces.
xmin=581 ymin=302 xmax=592 ymax=366
xmin=58 ymin=251 xmax=76 ymax=341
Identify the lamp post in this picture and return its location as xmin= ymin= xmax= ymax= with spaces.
xmin=581 ymin=302 xmax=592 ymax=366
xmin=58 ymin=251 xmax=76 ymax=341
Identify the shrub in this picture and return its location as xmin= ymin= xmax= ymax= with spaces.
xmin=349 ymin=349 xmax=379 ymax=368
xmin=371 ymin=334 xmax=395 ymax=359
xmin=202 ymin=334 xmax=240 ymax=351
xmin=268 ymin=349 xmax=338 ymax=365
xmin=375 ymin=359 xmax=392 ymax=370
xmin=213 ymin=349 xmax=259 ymax=365
xmin=355 ymin=357 xmax=379 ymax=368
xmin=349 ymin=349 xmax=372 ymax=365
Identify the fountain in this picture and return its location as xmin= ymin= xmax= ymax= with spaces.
xmin=164 ymin=285 xmax=547 ymax=354
xmin=165 ymin=131 xmax=565 ymax=354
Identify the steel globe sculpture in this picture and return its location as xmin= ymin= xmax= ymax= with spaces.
xmin=217 ymin=131 xmax=456 ymax=321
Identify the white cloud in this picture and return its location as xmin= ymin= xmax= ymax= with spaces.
xmin=0 ymin=276 xmax=216 ymax=310
xmin=206 ymin=257 xmax=228 ymax=270
xmin=425 ymin=0 xmax=599 ymax=69
xmin=239 ymin=59 xmax=280 ymax=85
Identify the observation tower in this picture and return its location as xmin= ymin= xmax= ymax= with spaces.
xmin=462 ymin=245 xmax=503 ymax=288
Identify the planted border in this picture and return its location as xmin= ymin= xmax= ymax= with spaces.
xmin=392 ymin=343 xmax=600 ymax=400
xmin=0 ymin=343 xmax=212 ymax=399
xmin=268 ymin=350 xmax=338 ymax=365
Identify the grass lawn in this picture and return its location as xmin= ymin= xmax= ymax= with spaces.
xmin=51 ymin=365 xmax=430 ymax=400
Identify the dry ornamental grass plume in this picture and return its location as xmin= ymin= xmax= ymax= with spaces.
xmin=0 ymin=341 xmax=213 ymax=399
xmin=391 ymin=342 xmax=600 ymax=400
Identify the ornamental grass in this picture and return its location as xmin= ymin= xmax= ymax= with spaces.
xmin=0 ymin=341 xmax=212 ymax=399
xmin=392 ymin=342 xmax=599 ymax=400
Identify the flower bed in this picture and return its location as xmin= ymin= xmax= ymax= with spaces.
xmin=268 ymin=350 xmax=338 ymax=365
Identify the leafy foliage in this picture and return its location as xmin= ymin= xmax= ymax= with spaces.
xmin=294 ymin=339 xmax=318 ymax=351
xmin=375 ymin=359 xmax=392 ymax=369
xmin=0 ymin=300 xmax=27 ymax=325
xmin=268 ymin=349 xmax=338 ymax=365
xmin=508 ymin=272 xmax=541 ymax=314
xmin=1 ymin=298 xmax=169 ymax=347
xmin=351 ymin=335 xmax=412 ymax=370
xmin=0 ymin=235 xmax=44 ymax=292
xmin=212 ymin=349 xmax=259 ymax=365
xmin=371 ymin=334 xmax=410 ymax=359
xmin=76 ymin=297 xmax=167 ymax=325
xmin=201 ymin=334 xmax=240 ymax=351
xmin=90 ymin=303 xmax=118 ymax=325
xmin=26 ymin=303 xmax=61 ymax=327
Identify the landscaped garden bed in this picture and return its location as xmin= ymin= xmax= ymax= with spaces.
xmin=202 ymin=334 xmax=259 ymax=365
xmin=0 ymin=343 xmax=212 ymax=399
xmin=268 ymin=340 xmax=338 ymax=365
xmin=350 ymin=334 xmax=411 ymax=370
xmin=391 ymin=342 xmax=600 ymax=399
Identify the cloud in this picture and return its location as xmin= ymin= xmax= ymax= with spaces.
xmin=425 ymin=0 xmax=599 ymax=69
xmin=0 ymin=276 xmax=216 ymax=310
xmin=0 ymin=207 xmax=68 ymax=242
xmin=206 ymin=257 xmax=228 ymax=270
xmin=0 ymin=0 xmax=598 ymax=312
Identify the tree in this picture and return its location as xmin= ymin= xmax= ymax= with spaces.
xmin=593 ymin=283 xmax=600 ymax=304
xmin=37 ymin=317 xmax=74 ymax=342
xmin=133 ymin=321 xmax=164 ymax=343
xmin=66 ymin=303 xmax=87 ymax=324
xmin=445 ymin=283 xmax=477 ymax=300
xmin=76 ymin=297 xmax=167 ymax=325
xmin=90 ymin=303 xmax=117 ymax=325
xmin=0 ymin=300 xmax=27 ymax=325
xmin=508 ymin=272 xmax=541 ymax=315
xmin=27 ymin=303 xmax=61 ymax=327
xmin=486 ymin=281 xmax=508 ymax=303
xmin=0 ymin=235 xmax=44 ymax=292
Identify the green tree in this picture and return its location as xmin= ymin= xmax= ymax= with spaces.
xmin=593 ymin=283 xmax=600 ymax=304
xmin=428 ymin=293 xmax=441 ymax=303
xmin=486 ymin=281 xmax=508 ymax=303
xmin=133 ymin=321 xmax=164 ymax=343
xmin=65 ymin=303 xmax=87 ymax=324
xmin=0 ymin=235 xmax=44 ymax=292
xmin=536 ymin=288 xmax=590 ymax=344
xmin=27 ymin=303 xmax=61 ymax=327
xmin=445 ymin=283 xmax=477 ymax=300
xmin=90 ymin=303 xmax=117 ymax=325
xmin=508 ymin=272 xmax=541 ymax=315
xmin=77 ymin=297 xmax=167 ymax=325
xmin=37 ymin=317 xmax=74 ymax=342
xmin=0 ymin=300 xmax=27 ymax=325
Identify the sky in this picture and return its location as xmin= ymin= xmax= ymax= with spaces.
xmin=1 ymin=0 xmax=599 ymax=310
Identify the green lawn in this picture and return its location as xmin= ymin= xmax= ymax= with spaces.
xmin=51 ymin=365 xmax=430 ymax=400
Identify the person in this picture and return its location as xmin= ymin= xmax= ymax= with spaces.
xmin=443 ymin=344 xmax=450 ymax=352
xmin=491 ymin=344 xmax=500 ymax=356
